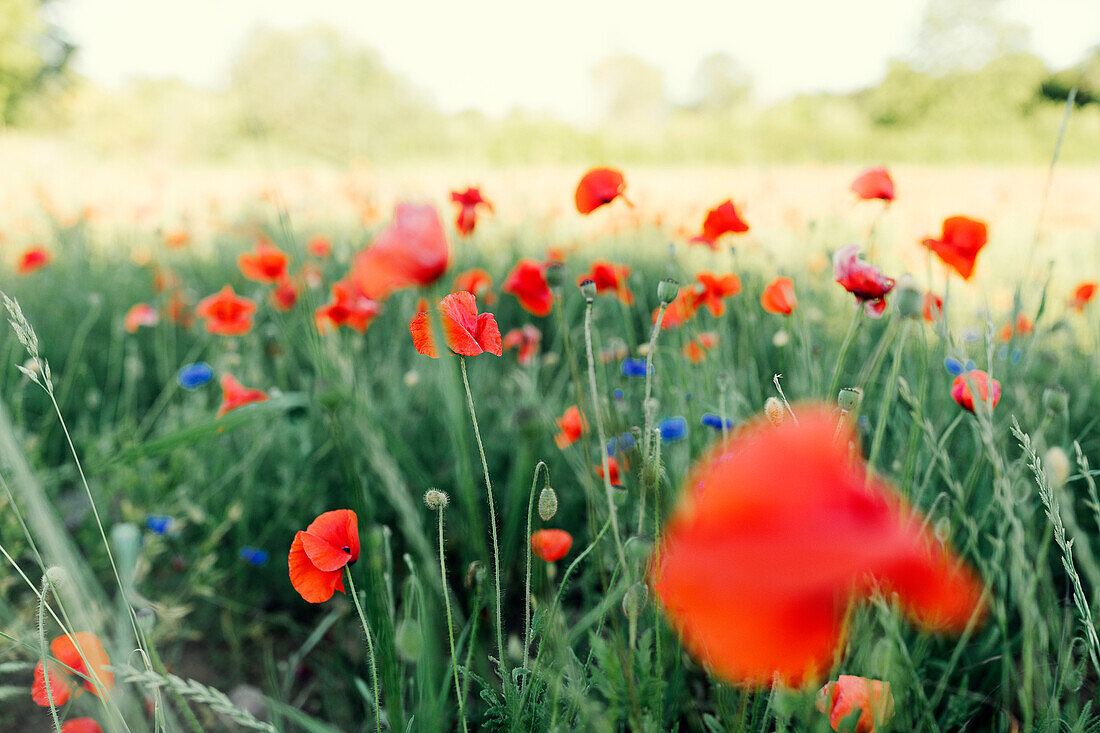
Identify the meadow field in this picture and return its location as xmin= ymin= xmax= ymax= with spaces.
xmin=2 ymin=146 xmax=1100 ymax=733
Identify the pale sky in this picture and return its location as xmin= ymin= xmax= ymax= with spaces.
xmin=52 ymin=0 xmax=1100 ymax=122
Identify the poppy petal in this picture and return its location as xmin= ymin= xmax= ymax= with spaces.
xmin=289 ymin=534 xmax=343 ymax=603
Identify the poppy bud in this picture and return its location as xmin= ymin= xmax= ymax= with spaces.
xmin=465 ymin=561 xmax=486 ymax=588
xmin=1044 ymin=447 xmax=1071 ymax=489
xmin=395 ymin=619 xmax=423 ymax=662
xmin=579 ymin=279 xmax=597 ymax=301
xmin=764 ymin=397 xmax=785 ymax=425
xmin=545 ymin=261 xmax=565 ymax=291
xmin=45 ymin=566 xmax=67 ymax=590
xmin=838 ymin=387 xmax=863 ymax=412
xmin=894 ymin=274 xmax=924 ymax=319
xmin=1043 ymin=386 xmax=1068 ymax=415
xmin=538 ymin=485 xmax=558 ymax=521
xmin=622 ymin=582 xmax=649 ymax=620
xmin=424 ymin=489 xmax=449 ymax=510
xmin=625 ymin=536 xmax=653 ymax=563
xmin=657 ymin=278 xmax=680 ymax=305
xmin=717 ymin=372 xmax=731 ymax=392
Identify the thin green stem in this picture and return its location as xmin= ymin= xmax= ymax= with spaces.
xmin=523 ymin=461 xmax=550 ymax=674
xmin=437 ymin=509 xmax=468 ymax=733
xmin=827 ymin=305 xmax=863 ymax=399
xmin=38 ymin=575 xmax=62 ymax=733
xmin=458 ymin=356 xmax=506 ymax=683
xmin=642 ymin=303 xmax=667 ymax=462
xmin=345 ymin=569 xmax=382 ymax=733
xmin=867 ymin=320 xmax=910 ymax=474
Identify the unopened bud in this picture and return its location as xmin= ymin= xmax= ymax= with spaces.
xmin=579 ymin=279 xmax=597 ymax=301
xmin=465 ymin=561 xmax=486 ymax=588
xmin=44 ymin=566 xmax=67 ymax=590
xmin=657 ymin=278 xmax=679 ymax=305
xmin=716 ymin=372 xmax=731 ymax=393
xmin=538 ymin=486 xmax=558 ymax=521
xmin=764 ymin=397 xmax=785 ymax=425
xmin=1043 ymin=386 xmax=1068 ymax=415
xmin=545 ymin=261 xmax=565 ymax=291
xmin=625 ymin=536 xmax=653 ymax=564
xmin=894 ymin=274 xmax=924 ymax=319
xmin=1044 ymin=447 xmax=1071 ymax=489
xmin=424 ymin=489 xmax=449 ymax=511
xmin=395 ymin=619 xmax=423 ymax=662
xmin=622 ymin=582 xmax=649 ymax=620
xmin=838 ymin=387 xmax=863 ymax=412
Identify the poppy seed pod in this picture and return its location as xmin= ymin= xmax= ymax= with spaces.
xmin=538 ymin=485 xmax=559 ymax=521
xmin=894 ymin=274 xmax=924 ymax=319
xmin=657 ymin=278 xmax=680 ymax=305
xmin=545 ymin=261 xmax=565 ymax=291
xmin=622 ymin=582 xmax=649 ymax=620
xmin=579 ymin=279 xmax=597 ymax=301
xmin=838 ymin=387 xmax=863 ymax=412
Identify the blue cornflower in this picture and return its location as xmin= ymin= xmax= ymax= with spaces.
xmin=607 ymin=432 xmax=636 ymax=456
xmin=700 ymin=413 xmax=733 ymax=431
xmin=612 ymin=388 xmax=624 ymax=401
xmin=621 ymin=358 xmax=650 ymax=378
xmin=178 ymin=362 xmax=214 ymax=390
xmin=658 ymin=417 xmax=688 ymax=442
xmin=146 ymin=515 xmax=176 ymax=536
xmin=239 ymin=546 xmax=269 ymax=566
xmin=944 ymin=357 xmax=963 ymax=376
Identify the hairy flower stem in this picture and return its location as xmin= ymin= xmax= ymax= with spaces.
xmin=642 ymin=304 xmax=667 ymax=465
xmin=38 ymin=575 xmax=62 ymax=733
xmin=523 ymin=461 xmax=550 ymax=674
xmin=436 ymin=509 xmax=468 ymax=733
xmin=345 ymin=570 xmax=382 ymax=733
xmin=827 ymin=305 xmax=863 ymax=399
xmin=583 ymin=300 xmax=630 ymax=577
xmin=458 ymin=356 xmax=506 ymax=684
xmin=867 ymin=320 xmax=910 ymax=475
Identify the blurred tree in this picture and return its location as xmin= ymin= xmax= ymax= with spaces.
xmin=591 ymin=55 xmax=667 ymax=130
xmin=0 ymin=0 xmax=72 ymax=122
xmin=691 ymin=53 xmax=751 ymax=113
xmin=1042 ymin=46 xmax=1100 ymax=106
xmin=910 ymin=0 xmax=1027 ymax=74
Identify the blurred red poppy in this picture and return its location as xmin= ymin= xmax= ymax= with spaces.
xmin=217 ymin=374 xmax=269 ymax=417
xmin=761 ymin=277 xmax=797 ymax=315
xmin=124 ymin=303 xmax=159 ymax=333
xmin=1069 ymin=282 xmax=1097 ymax=312
xmin=450 ymin=187 xmax=493 ymax=236
xmin=153 ymin=267 xmax=180 ymax=293
xmin=61 ymin=719 xmax=104 ymax=733
xmin=651 ymin=406 xmax=984 ymax=687
xmin=653 ymin=288 xmax=702 ymax=329
xmin=683 ymin=332 xmax=718 ymax=363
xmin=922 ymin=293 xmax=943 ymax=322
xmin=922 ymin=216 xmax=988 ymax=281
xmin=163 ymin=229 xmax=189 ymax=249
xmin=951 ymin=370 xmax=1001 ymax=413
xmin=239 ymin=241 xmax=289 ymax=283
xmin=694 ymin=272 xmax=741 ymax=316
xmin=555 ymin=405 xmax=587 ymax=448
xmin=531 ymin=529 xmax=573 ymax=562
xmin=998 ymin=313 xmax=1033 ymax=342
xmin=410 ymin=291 xmax=503 ymax=358
xmin=196 ymin=286 xmax=256 ymax=336
xmin=815 ymin=676 xmax=894 ymax=732
xmin=271 ymin=275 xmax=299 ymax=311
xmin=350 ymin=203 xmax=450 ymax=300
xmin=850 ymin=167 xmax=896 ymax=203
xmin=33 ymin=632 xmax=114 ymax=707
xmin=308 ymin=235 xmax=332 ymax=258
xmin=595 ymin=455 xmax=625 ymax=486
xmin=691 ymin=200 xmax=749 ymax=249
xmin=16 ymin=246 xmax=51 ymax=274
xmin=503 ymin=259 xmax=554 ymax=316
xmin=577 ymin=260 xmax=634 ymax=304
xmin=453 ymin=268 xmax=496 ymax=304
xmin=289 ymin=509 xmax=360 ymax=603
xmin=575 ymin=168 xmax=629 ymax=214
xmin=502 ymin=324 xmax=541 ymax=366
xmin=315 ymin=281 xmax=381 ymax=334
xmin=833 ymin=245 xmax=895 ymax=317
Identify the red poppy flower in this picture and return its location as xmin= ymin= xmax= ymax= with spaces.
xmin=531 ymin=529 xmax=573 ymax=562
xmin=315 ymin=281 xmax=381 ymax=334
xmin=997 ymin=313 xmax=1033 ymax=342
xmin=503 ymin=259 xmax=554 ymax=316
xmin=815 ymin=676 xmax=895 ymax=732
xmin=289 ymin=509 xmax=360 ymax=603
xmin=163 ymin=229 xmax=189 ymax=248
xmin=502 ymin=324 xmax=541 ymax=366
xmin=761 ymin=277 xmax=797 ymax=315
xmin=682 ymin=332 xmax=718 ymax=363
xmin=33 ymin=632 xmax=114 ymax=707
xmin=653 ymin=288 xmax=702 ymax=330
xmin=575 ymin=168 xmax=630 ymax=214
xmin=650 ymin=406 xmax=984 ymax=687
xmin=694 ymin=272 xmax=741 ymax=316
xmin=922 ymin=216 xmax=988 ymax=281
xmin=124 ymin=303 xmax=159 ymax=333
xmin=61 ymin=719 xmax=104 ymax=733
xmin=691 ymin=200 xmax=749 ymax=249
xmin=951 ymin=370 xmax=1001 ymax=413
xmin=555 ymin=405 xmax=587 ymax=448
xmin=453 ymin=268 xmax=496 ymax=304
xmin=271 ymin=275 xmax=299 ymax=311
xmin=595 ymin=456 xmax=625 ymax=486
xmin=850 ymin=167 xmax=896 ymax=203
xmin=16 ymin=246 xmax=51 ymax=274
xmin=217 ymin=374 xmax=269 ymax=417
xmin=239 ymin=241 xmax=289 ymax=283
xmin=922 ymin=293 xmax=943 ymax=322
xmin=195 ymin=286 xmax=256 ymax=336
xmin=450 ymin=187 xmax=493 ymax=236
xmin=164 ymin=291 xmax=193 ymax=329
xmin=1069 ymin=282 xmax=1097 ymax=312
xmin=410 ymin=291 xmax=503 ymax=358
xmin=350 ymin=203 xmax=450 ymax=300
xmin=833 ymin=245 xmax=895 ymax=317
xmin=308 ymin=235 xmax=332 ymax=258
xmin=576 ymin=260 xmax=634 ymax=304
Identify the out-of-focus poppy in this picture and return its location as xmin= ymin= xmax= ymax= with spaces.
xmin=124 ymin=303 xmax=159 ymax=333
xmin=850 ymin=167 xmax=896 ymax=203
xmin=833 ymin=245 xmax=895 ymax=317
xmin=453 ymin=268 xmax=496 ymax=304
xmin=33 ymin=632 xmax=113 ymax=707
xmin=163 ymin=228 xmax=189 ymax=248
xmin=153 ymin=267 xmax=180 ymax=293
xmin=315 ymin=281 xmax=381 ymax=334
xmin=575 ymin=168 xmax=629 ymax=215
xmin=761 ymin=277 xmax=797 ymax=315
xmin=1069 ymin=282 xmax=1097 ymax=312
xmin=576 ymin=261 xmax=634 ymax=304
xmin=301 ymin=262 xmax=324 ymax=289
xmin=922 ymin=293 xmax=943 ymax=322
xmin=450 ymin=187 xmax=493 ymax=236
xmin=651 ymin=406 xmax=984 ymax=687
xmin=653 ymin=288 xmax=702 ymax=330
xmin=555 ymin=405 xmax=587 ymax=449
xmin=60 ymin=718 xmax=104 ymax=733
xmin=410 ymin=291 xmax=503 ymax=358
xmin=239 ymin=241 xmax=289 ymax=283
xmin=998 ymin=313 xmax=1033 ymax=342
xmin=683 ymin=332 xmax=718 ymax=363
xmin=922 ymin=216 xmax=988 ymax=281
xmin=16 ymin=246 xmax=51 ymax=274
xmin=531 ymin=529 xmax=573 ymax=562
xmin=595 ymin=456 xmax=625 ymax=486
xmin=951 ymin=370 xmax=1001 ymax=413
xmin=502 ymin=324 xmax=541 ymax=366
xmin=694 ymin=272 xmax=741 ymax=316
xmin=308 ymin=235 xmax=332 ymax=258
xmin=503 ymin=259 xmax=553 ymax=316
xmin=691 ymin=200 xmax=749 ymax=249
xmin=289 ymin=509 xmax=360 ymax=603
xmin=195 ymin=286 xmax=256 ymax=336
xmin=164 ymin=291 xmax=193 ymax=329
xmin=815 ymin=676 xmax=895 ymax=732
xmin=271 ymin=276 xmax=298 ymax=311
xmin=350 ymin=203 xmax=450 ymax=300
xmin=217 ymin=374 xmax=269 ymax=417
